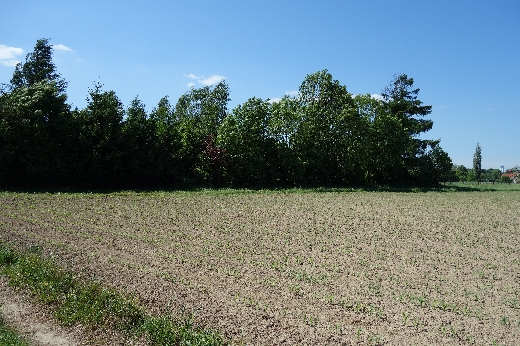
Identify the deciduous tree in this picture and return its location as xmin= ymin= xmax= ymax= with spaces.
xmin=473 ymin=143 xmax=482 ymax=183
xmin=175 ymin=81 xmax=230 ymax=184
xmin=293 ymin=70 xmax=366 ymax=185
xmin=218 ymin=97 xmax=275 ymax=186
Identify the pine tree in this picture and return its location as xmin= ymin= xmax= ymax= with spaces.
xmin=10 ymin=38 xmax=67 ymax=93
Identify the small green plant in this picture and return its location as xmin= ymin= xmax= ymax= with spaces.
xmin=303 ymin=314 xmax=317 ymax=327
xmin=402 ymin=311 xmax=409 ymax=326
xmin=0 ymin=245 xmax=19 ymax=266
xmin=356 ymin=327 xmax=362 ymax=340
xmin=500 ymin=316 xmax=510 ymax=327
xmin=368 ymin=332 xmax=383 ymax=345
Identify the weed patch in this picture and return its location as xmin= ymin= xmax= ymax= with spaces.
xmin=0 ymin=314 xmax=29 ymax=346
xmin=0 ymin=241 xmax=227 ymax=345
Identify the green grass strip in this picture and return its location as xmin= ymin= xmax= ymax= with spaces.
xmin=0 ymin=315 xmax=29 ymax=346
xmin=0 ymin=241 xmax=227 ymax=345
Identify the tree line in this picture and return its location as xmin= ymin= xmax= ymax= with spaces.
xmin=0 ymin=39 xmax=453 ymax=189
xmin=451 ymin=166 xmax=515 ymax=184
xmin=449 ymin=144 xmax=516 ymax=184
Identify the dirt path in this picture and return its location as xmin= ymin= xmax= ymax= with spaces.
xmin=0 ymin=277 xmax=147 ymax=346
xmin=0 ymin=277 xmax=78 ymax=346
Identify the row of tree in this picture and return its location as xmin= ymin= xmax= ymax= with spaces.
xmin=0 ymin=39 xmax=453 ymax=189
xmin=451 ymin=165 xmax=519 ymax=183
xmin=451 ymin=165 xmax=502 ymax=183
xmin=448 ymin=144 xmax=516 ymax=184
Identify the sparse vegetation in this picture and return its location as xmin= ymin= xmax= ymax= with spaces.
xmin=1 ymin=188 xmax=519 ymax=344
xmin=0 ymin=241 xmax=227 ymax=345
xmin=0 ymin=314 xmax=29 ymax=346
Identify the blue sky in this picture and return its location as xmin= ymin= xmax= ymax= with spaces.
xmin=1 ymin=0 xmax=519 ymax=169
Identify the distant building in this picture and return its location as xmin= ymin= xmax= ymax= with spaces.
xmin=502 ymin=168 xmax=519 ymax=183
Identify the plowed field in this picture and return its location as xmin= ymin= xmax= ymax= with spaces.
xmin=1 ymin=191 xmax=519 ymax=345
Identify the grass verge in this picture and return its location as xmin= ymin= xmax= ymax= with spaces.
xmin=2 ymin=181 xmax=519 ymax=196
xmin=0 ymin=241 xmax=227 ymax=346
xmin=0 ymin=314 xmax=29 ymax=346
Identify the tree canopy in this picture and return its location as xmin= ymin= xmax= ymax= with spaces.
xmin=8 ymin=38 xmax=67 ymax=94
xmin=0 ymin=38 xmax=455 ymax=189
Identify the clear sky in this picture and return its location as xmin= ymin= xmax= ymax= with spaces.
xmin=1 ymin=0 xmax=519 ymax=169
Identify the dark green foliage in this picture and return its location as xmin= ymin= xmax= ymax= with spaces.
xmin=363 ymin=105 xmax=410 ymax=185
xmin=121 ymin=97 xmax=160 ymax=187
xmin=266 ymin=97 xmax=303 ymax=186
xmin=150 ymin=96 xmax=183 ymax=186
xmin=378 ymin=74 xmax=442 ymax=185
xmin=473 ymin=143 xmax=482 ymax=183
xmin=73 ymin=83 xmax=125 ymax=188
xmin=0 ymin=245 xmax=19 ymax=265
xmin=453 ymin=165 xmax=470 ymax=182
xmin=451 ymin=165 xmax=504 ymax=183
xmin=499 ymin=175 xmax=511 ymax=184
xmin=175 ymin=81 xmax=230 ymax=185
xmin=293 ymin=70 xmax=367 ymax=186
xmin=381 ymin=74 xmax=433 ymax=136
xmin=218 ymin=97 xmax=277 ymax=186
xmin=9 ymin=38 xmax=67 ymax=93
xmin=429 ymin=146 xmax=453 ymax=183
xmin=0 ymin=38 xmax=452 ymax=189
xmin=0 ymin=38 xmax=75 ymax=187
xmin=481 ymin=168 xmax=501 ymax=182
xmin=0 ymin=80 xmax=72 ymax=186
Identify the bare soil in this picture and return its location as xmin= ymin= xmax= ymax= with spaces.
xmin=1 ymin=191 xmax=519 ymax=345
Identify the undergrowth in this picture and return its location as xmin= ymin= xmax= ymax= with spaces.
xmin=0 ymin=314 xmax=29 ymax=346
xmin=0 ymin=241 xmax=227 ymax=346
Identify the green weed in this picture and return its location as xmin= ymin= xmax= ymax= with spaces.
xmin=0 ymin=314 xmax=29 ymax=346
xmin=0 ymin=241 xmax=227 ymax=345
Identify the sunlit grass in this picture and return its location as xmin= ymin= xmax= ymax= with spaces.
xmin=0 ymin=314 xmax=29 ymax=346
xmin=0 ymin=242 xmax=227 ymax=346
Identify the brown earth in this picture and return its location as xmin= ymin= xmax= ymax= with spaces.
xmin=1 ymin=191 xmax=519 ymax=345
